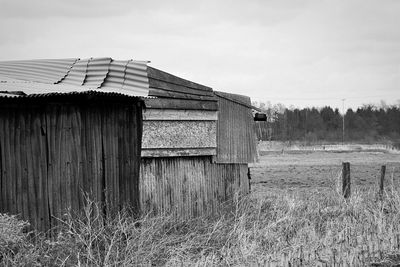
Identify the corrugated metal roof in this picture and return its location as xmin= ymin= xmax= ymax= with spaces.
xmin=0 ymin=58 xmax=78 ymax=84
xmin=0 ymin=88 xmax=143 ymax=101
xmin=102 ymin=60 xmax=149 ymax=96
xmin=82 ymin=57 xmax=112 ymax=87
xmin=0 ymin=78 xmax=145 ymax=99
xmin=0 ymin=58 xmax=149 ymax=97
xmin=59 ymin=58 xmax=89 ymax=85
xmin=0 ymin=80 xmax=94 ymax=95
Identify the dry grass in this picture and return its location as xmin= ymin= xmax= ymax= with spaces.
xmin=2 ymin=185 xmax=400 ymax=266
xmin=251 ymin=150 xmax=400 ymax=192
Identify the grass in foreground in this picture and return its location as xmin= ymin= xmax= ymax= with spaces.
xmin=2 ymin=187 xmax=400 ymax=266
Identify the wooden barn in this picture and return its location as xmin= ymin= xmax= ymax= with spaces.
xmin=0 ymin=58 xmax=148 ymax=231
xmin=140 ymin=68 xmax=258 ymax=218
xmin=0 ymin=57 xmax=258 ymax=230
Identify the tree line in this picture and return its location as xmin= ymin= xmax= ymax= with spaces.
xmin=253 ymin=102 xmax=400 ymax=143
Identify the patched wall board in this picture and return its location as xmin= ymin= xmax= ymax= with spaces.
xmin=141 ymin=108 xmax=218 ymax=157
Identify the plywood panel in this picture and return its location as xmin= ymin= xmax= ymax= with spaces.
xmin=142 ymin=121 xmax=217 ymax=149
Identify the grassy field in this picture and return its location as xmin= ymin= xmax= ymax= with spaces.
xmin=2 ymin=147 xmax=400 ymax=266
xmin=251 ymin=149 xmax=400 ymax=193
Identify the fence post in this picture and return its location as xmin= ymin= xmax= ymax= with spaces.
xmin=342 ymin=162 xmax=351 ymax=198
xmin=379 ymin=165 xmax=386 ymax=199
xmin=247 ymin=167 xmax=251 ymax=193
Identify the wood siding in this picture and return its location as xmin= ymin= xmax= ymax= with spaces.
xmin=214 ymin=92 xmax=258 ymax=163
xmin=0 ymin=100 xmax=142 ymax=232
xmin=144 ymin=98 xmax=218 ymax=111
xmin=147 ymin=67 xmax=214 ymax=99
xmin=143 ymin=109 xmax=217 ymax=121
xmin=140 ymin=156 xmax=249 ymax=219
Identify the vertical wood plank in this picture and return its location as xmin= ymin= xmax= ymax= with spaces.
xmin=111 ymin=106 xmax=118 ymax=212
xmin=64 ymin=106 xmax=72 ymax=217
xmin=118 ymin=107 xmax=125 ymax=210
xmin=45 ymin=106 xmax=54 ymax=230
xmin=0 ymin=109 xmax=9 ymax=213
xmin=14 ymin=111 xmax=23 ymax=218
xmin=19 ymin=111 xmax=30 ymax=222
xmin=26 ymin=109 xmax=38 ymax=230
xmin=71 ymin=106 xmax=81 ymax=214
xmin=97 ymin=109 xmax=104 ymax=208
xmin=58 ymin=106 xmax=66 ymax=223
xmin=8 ymin=111 xmax=15 ymax=214
xmin=1 ymin=110 xmax=9 ymax=213
xmin=38 ymin=110 xmax=50 ymax=232
xmin=54 ymin=105 xmax=63 ymax=228
xmin=79 ymin=106 xmax=88 ymax=211
xmin=101 ymin=107 xmax=109 ymax=215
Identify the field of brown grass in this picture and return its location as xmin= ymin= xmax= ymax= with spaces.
xmin=251 ymin=150 xmax=400 ymax=194
xmin=2 ymin=147 xmax=400 ymax=266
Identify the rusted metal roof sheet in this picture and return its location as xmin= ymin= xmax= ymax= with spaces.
xmin=0 ymin=58 xmax=149 ymax=97
xmin=214 ymin=91 xmax=258 ymax=164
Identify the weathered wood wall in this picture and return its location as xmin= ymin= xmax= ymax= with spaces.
xmin=147 ymin=66 xmax=214 ymax=100
xmin=140 ymin=69 xmax=254 ymax=219
xmin=0 ymin=99 xmax=142 ymax=232
xmin=214 ymin=91 xmax=258 ymax=163
xmin=140 ymin=156 xmax=249 ymax=219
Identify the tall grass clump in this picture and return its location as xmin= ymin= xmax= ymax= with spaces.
xmin=2 ymin=187 xmax=400 ymax=266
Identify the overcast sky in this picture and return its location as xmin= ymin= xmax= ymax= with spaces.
xmin=0 ymin=0 xmax=399 ymax=110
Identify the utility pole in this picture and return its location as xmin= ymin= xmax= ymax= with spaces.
xmin=342 ymin=99 xmax=345 ymax=144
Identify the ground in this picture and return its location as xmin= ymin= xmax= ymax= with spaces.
xmin=250 ymin=149 xmax=400 ymax=193
xmin=2 ymin=145 xmax=400 ymax=265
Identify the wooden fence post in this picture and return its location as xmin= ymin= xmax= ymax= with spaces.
xmin=379 ymin=165 xmax=386 ymax=198
xmin=342 ymin=162 xmax=351 ymax=198
xmin=247 ymin=167 xmax=252 ymax=193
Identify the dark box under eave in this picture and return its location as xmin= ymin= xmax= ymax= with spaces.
xmin=0 ymin=93 xmax=143 ymax=233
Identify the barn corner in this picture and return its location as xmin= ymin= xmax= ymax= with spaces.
xmin=140 ymin=67 xmax=258 ymax=219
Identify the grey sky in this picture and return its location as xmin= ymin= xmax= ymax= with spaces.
xmin=0 ymin=0 xmax=399 ymax=110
